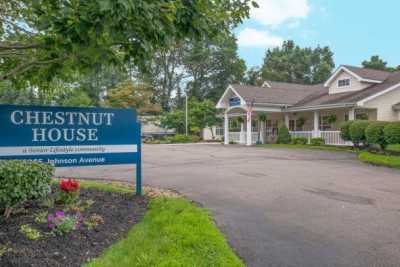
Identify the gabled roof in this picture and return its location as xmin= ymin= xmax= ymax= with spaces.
xmin=323 ymin=65 xmax=391 ymax=87
xmin=231 ymin=81 xmax=323 ymax=106
xmin=217 ymin=65 xmax=400 ymax=111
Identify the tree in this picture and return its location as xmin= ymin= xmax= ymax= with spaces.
xmin=362 ymin=56 xmax=388 ymax=71
xmin=160 ymin=98 xmax=219 ymax=135
xmin=245 ymin=67 xmax=263 ymax=86
xmin=1 ymin=0 xmax=252 ymax=87
xmin=184 ymin=34 xmax=246 ymax=102
xmin=105 ymin=81 xmax=161 ymax=114
xmin=362 ymin=55 xmax=400 ymax=72
xmin=260 ymin=40 xmax=335 ymax=84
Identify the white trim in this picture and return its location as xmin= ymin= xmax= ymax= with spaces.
xmin=216 ymin=85 xmax=247 ymax=109
xmin=357 ymin=82 xmax=400 ymax=106
xmin=262 ymin=81 xmax=271 ymax=88
xmin=324 ymin=66 xmax=383 ymax=87
xmin=287 ymin=103 xmax=355 ymax=112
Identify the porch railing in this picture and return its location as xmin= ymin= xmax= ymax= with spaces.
xmin=320 ymin=131 xmax=349 ymax=146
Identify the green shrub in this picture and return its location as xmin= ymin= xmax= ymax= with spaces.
xmin=349 ymin=120 xmax=370 ymax=146
xmin=384 ymin=122 xmax=400 ymax=145
xmin=163 ymin=134 xmax=201 ymax=143
xmin=277 ymin=125 xmax=291 ymax=144
xmin=0 ymin=160 xmax=53 ymax=217
xmin=365 ymin=121 xmax=388 ymax=149
xmin=340 ymin=121 xmax=353 ymax=141
xmin=191 ymin=135 xmax=201 ymax=142
xmin=310 ymin=138 xmax=325 ymax=146
xmin=291 ymin=137 xmax=308 ymax=145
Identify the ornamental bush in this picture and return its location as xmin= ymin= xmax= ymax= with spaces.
xmin=340 ymin=121 xmax=353 ymax=141
xmin=0 ymin=160 xmax=53 ymax=217
xmin=277 ymin=125 xmax=291 ymax=144
xmin=291 ymin=137 xmax=308 ymax=145
xmin=310 ymin=138 xmax=325 ymax=146
xmin=384 ymin=122 xmax=400 ymax=145
xmin=365 ymin=121 xmax=389 ymax=149
xmin=349 ymin=120 xmax=370 ymax=146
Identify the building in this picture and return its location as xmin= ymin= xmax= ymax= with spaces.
xmin=216 ymin=65 xmax=400 ymax=145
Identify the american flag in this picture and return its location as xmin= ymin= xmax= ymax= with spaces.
xmin=247 ymin=98 xmax=255 ymax=121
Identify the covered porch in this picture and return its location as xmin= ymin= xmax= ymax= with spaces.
xmin=222 ymin=107 xmax=377 ymax=146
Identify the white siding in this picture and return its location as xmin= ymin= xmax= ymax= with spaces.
xmin=329 ymin=71 xmax=371 ymax=94
xmin=362 ymin=87 xmax=400 ymax=121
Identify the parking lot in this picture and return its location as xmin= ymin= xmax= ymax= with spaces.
xmin=57 ymin=144 xmax=400 ymax=267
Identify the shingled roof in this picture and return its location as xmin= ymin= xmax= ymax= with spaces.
xmin=227 ymin=65 xmax=400 ymax=110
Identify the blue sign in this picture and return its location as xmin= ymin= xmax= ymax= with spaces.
xmin=0 ymin=105 xmax=142 ymax=195
xmin=229 ymin=97 xmax=241 ymax=107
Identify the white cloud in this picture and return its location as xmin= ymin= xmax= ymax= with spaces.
xmin=237 ymin=28 xmax=283 ymax=47
xmin=250 ymin=0 xmax=310 ymax=27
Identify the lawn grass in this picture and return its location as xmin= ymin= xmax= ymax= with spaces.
xmin=82 ymin=182 xmax=243 ymax=267
xmin=257 ymin=143 xmax=356 ymax=153
xmin=387 ymin=144 xmax=400 ymax=153
xmin=359 ymin=151 xmax=400 ymax=170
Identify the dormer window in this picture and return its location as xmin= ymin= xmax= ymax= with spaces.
xmin=338 ymin=78 xmax=351 ymax=88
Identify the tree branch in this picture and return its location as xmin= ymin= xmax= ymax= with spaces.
xmin=0 ymin=42 xmax=43 ymax=50
xmin=0 ymin=57 xmax=65 ymax=81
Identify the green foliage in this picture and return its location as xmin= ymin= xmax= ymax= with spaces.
xmin=362 ymin=55 xmax=389 ymax=71
xmin=349 ymin=120 xmax=370 ymax=146
xmin=84 ymin=214 xmax=105 ymax=230
xmin=340 ymin=121 xmax=354 ymax=141
xmin=86 ymin=198 xmax=244 ymax=267
xmin=384 ymin=122 xmax=400 ymax=145
xmin=163 ymin=134 xmax=200 ymax=144
xmin=0 ymin=161 xmax=53 ymax=217
xmin=1 ymin=0 xmax=252 ymax=87
xmin=57 ymin=191 xmax=80 ymax=205
xmin=359 ymin=151 xmax=400 ymax=170
xmin=105 ymin=82 xmax=161 ymax=114
xmin=291 ymin=137 xmax=308 ymax=145
xmin=160 ymin=98 xmax=218 ymax=134
xmin=365 ymin=121 xmax=389 ymax=149
xmin=261 ymin=40 xmax=335 ymax=84
xmin=20 ymin=224 xmax=42 ymax=240
xmin=34 ymin=211 xmax=49 ymax=224
xmin=277 ymin=125 xmax=291 ymax=144
xmin=257 ymin=113 xmax=268 ymax=122
xmin=310 ymin=138 xmax=325 ymax=146
xmin=58 ymin=90 xmax=93 ymax=107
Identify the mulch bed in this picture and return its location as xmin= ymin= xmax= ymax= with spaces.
xmin=0 ymin=186 xmax=148 ymax=267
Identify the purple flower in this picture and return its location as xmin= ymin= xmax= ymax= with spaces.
xmin=47 ymin=214 xmax=54 ymax=222
xmin=48 ymin=223 xmax=55 ymax=229
xmin=55 ymin=211 xmax=65 ymax=217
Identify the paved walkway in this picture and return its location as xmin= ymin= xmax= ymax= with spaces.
xmin=56 ymin=144 xmax=400 ymax=267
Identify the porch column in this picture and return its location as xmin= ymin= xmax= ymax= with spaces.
xmin=224 ymin=112 xmax=229 ymax=145
xmin=239 ymin=122 xmax=245 ymax=144
xmin=348 ymin=108 xmax=355 ymax=121
xmin=284 ymin=114 xmax=290 ymax=128
xmin=246 ymin=111 xmax=252 ymax=146
xmin=260 ymin=120 xmax=266 ymax=144
xmin=313 ymin=111 xmax=320 ymax=137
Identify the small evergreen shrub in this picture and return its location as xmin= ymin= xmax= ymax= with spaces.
xmin=310 ymin=138 xmax=325 ymax=146
xmin=349 ymin=120 xmax=370 ymax=146
xmin=277 ymin=125 xmax=291 ymax=144
xmin=384 ymin=122 xmax=400 ymax=145
xmin=365 ymin=121 xmax=388 ymax=149
xmin=0 ymin=160 xmax=54 ymax=217
xmin=340 ymin=121 xmax=353 ymax=141
xmin=291 ymin=137 xmax=308 ymax=145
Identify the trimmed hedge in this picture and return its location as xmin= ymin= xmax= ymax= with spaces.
xmin=365 ymin=121 xmax=388 ymax=149
xmin=384 ymin=122 xmax=400 ymax=145
xmin=340 ymin=121 xmax=353 ymax=141
xmin=291 ymin=137 xmax=308 ymax=145
xmin=0 ymin=160 xmax=54 ymax=217
xmin=310 ymin=138 xmax=325 ymax=146
xmin=277 ymin=125 xmax=291 ymax=144
xmin=349 ymin=120 xmax=370 ymax=146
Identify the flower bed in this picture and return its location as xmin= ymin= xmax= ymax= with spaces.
xmin=0 ymin=180 xmax=148 ymax=266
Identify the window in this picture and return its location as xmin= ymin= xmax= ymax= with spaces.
xmin=289 ymin=120 xmax=295 ymax=131
xmin=338 ymin=78 xmax=351 ymax=88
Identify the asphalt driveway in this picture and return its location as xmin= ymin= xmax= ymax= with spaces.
xmin=56 ymin=144 xmax=400 ymax=267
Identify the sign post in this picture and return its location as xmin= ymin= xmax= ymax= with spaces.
xmin=0 ymin=105 xmax=142 ymax=195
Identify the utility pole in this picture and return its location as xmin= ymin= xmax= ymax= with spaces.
xmin=185 ymin=94 xmax=188 ymax=136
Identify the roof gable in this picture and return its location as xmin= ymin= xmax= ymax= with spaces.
xmin=324 ymin=65 xmax=390 ymax=87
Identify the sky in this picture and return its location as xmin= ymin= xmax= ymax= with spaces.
xmin=235 ymin=0 xmax=400 ymax=69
